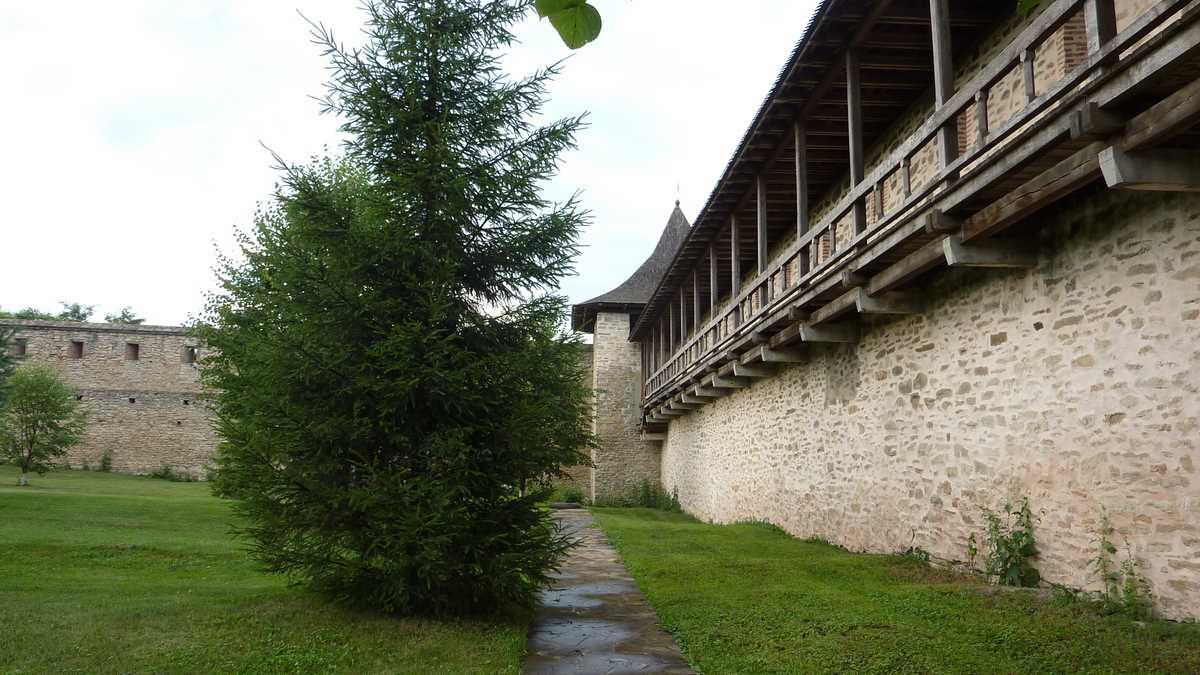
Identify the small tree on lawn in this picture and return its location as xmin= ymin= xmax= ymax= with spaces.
xmin=0 ymin=365 xmax=87 ymax=486
xmin=198 ymin=0 xmax=593 ymax=615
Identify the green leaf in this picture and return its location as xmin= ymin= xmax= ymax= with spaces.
xmin=534 ymin=0 xmax=585 ymax=18
xmin=546 ymin=3 xmax=601 ymax=49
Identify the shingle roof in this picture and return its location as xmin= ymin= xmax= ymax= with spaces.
xmin=571 ymin=203 xmax=691 ymax=332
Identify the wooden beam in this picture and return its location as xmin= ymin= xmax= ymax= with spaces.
xmin=962 ymin=142 xmax=1105 ymax=241
xmin=856 ymin=289 xmax=918 ymax=316
xmin=658 ymin=406 xmax=686 ymax=417
xmin=710 ymin=374 xmax=747 ymax=390
xmin=847 ymin=48 xmax=867 ymax=235
xmin=670 ymin=398 xmax=702 ymax=411
xmin=1100 ymin=147 xmax=1200 ymax=191
xmin=730 ymin=214 xmax=741 ymax=297
xmin=1084 ymin=0 xmax=1118 ymax=63
xmin=795 ymin=121 xmax=809 ymax=239
xmin=732 ymin=362 xmax=772 ymax=379
xmin=930 ymin=0 xmax=957 ymax=169
xmin=694 ymin=385 xmax=723 ymax=399
xmin=840 ymin=269 xmax=867 ymax=289
xmin=809 ymin=289 xmax=859 ymax=326
xmin=642 ymin=432 xmax=667 ymax=442
xmin=867 ymin=237 xmax=947 ymax=296
xmin=759 ymin=346 xmax=805 ymax=364
xmin=709 ymin=243 xmax=718 ymax=312
xmin=1120 ymin=76 xmax=1200 ymax=151
xmin=921 ymin=209 xmax=961 ymax=234
xmin=944 ymin=235 xmax=1038 ymax=268
xmin=680 ymin=394 xmax=707 ymax=406
xmin=799 ymin=323 xmax=858 ymax=344
xmin=1070 ymin=102 xmax=1126 ymax=140
xmin=756 ymin=175 xmax=768 ymax=274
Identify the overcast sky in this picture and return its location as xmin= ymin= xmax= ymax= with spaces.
xmin=0 ymin=1 xmax=817 ymax=326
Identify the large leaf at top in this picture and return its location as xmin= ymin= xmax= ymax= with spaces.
xmin=536 ymin=0 xmax=601 ymax=49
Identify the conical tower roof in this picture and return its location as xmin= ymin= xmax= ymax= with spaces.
xmin=571 ymin=203 xmax=691 ymax=333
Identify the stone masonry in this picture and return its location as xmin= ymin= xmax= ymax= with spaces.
xmin=1 ymin=320 xmax=215 ymax=477
xmin=590 ymin=312 xmax=660 ymax=504
xmin=660 ymin=189 xmax=1200 ymax=619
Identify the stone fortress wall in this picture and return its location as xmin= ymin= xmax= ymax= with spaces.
xmin=661 ymin=185 xmax=1200 ymax=619
xmin=1 ymin=320 xmax=216 ymax=477
xmin=650 ymin=0 xmax=1199 ymax=619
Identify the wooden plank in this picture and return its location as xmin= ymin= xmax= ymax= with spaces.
xmin=866 ymin=237 xmax=947 ymax=296
xmin=1100 ymin=147 xmax=1200 ymax=191
xmin=944 ymin=235 xmax=1038 ymax=268
xmin=962 ymin=142 xmax=1106 ymax=241
xmin=1021 ymin=48 xmax=1036 ymax=104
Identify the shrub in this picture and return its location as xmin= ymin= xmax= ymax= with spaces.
xmin=150 ymin=465 xmax=195 ymax=482
xmin=1091 ymin=510 xmax=1153 ymax=619
xmin=99 ymin=449 xmax=112 ymax=472
xmin=559 ymin=485 xmax=585 ymax=504
xmin=982 ymin=497 xmax=1040 ymax=587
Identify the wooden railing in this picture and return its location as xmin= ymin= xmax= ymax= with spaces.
xmin=644 ymin=0 xmax=1197 ymax=405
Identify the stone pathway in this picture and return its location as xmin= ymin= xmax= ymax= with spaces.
xmin=522 ymin=508 xmax=693 ymax=675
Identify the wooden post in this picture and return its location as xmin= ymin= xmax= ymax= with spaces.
xmin=975 ymin=90 xmax=990 ymax=146
xmin=730 ymin=214 xmax=741 ymax=297
xmin=930 ymin=0 xmax=957 ymax=170
xmin=1084 ymin=0 xmax=1118 ymax=62
xmin=902 ymin=156 xmax=913 ymax=197
xmin=692 ymin=269 xmax=700 ymax=332
xmin=679 ymin=289 xmax=687 ymax=343
xmin=1021 ymin=48 xmax=1036 ymax=104
xmin=846 ymin=48 xmax=866 ymax=235
xmin=794 ymin=121 xmax=809 ymax=238
xmin=668 ymin=301 xmax=676 ymax=354
xmin=709 ymin=242 xmax=718 ymax=313
xmin=756 ymin=175 xmax=768 ymax=274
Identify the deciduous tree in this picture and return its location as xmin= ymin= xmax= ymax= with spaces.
xmin=198 ymin=0 xmax=593 ymax=616
xmin=0 ymin=366 xmax=86 ymax=486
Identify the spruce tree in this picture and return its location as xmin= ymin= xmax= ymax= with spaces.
xmin=199 ymin=0 xmax=593 ymax=615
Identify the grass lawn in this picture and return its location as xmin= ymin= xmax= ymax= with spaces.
xmin=0 ymin=466 xmax=525 ymax=674
xmin=593 ymin=508 xmax=1200 ymax=674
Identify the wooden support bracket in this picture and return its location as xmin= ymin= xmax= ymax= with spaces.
xmin=694 ymin=385 xmax=724 ymax=398
xmin=1070 ymin=102 xmax=1126 ymax=140
xmin=944 ymin=235 xmax=1038 ymax=269
xmin=732 ymin=362 xmax=772 ymax=378
xmin=710 ymin=375 xmax=747 ymax=389
xmin=809 ymin=289 xmax=859 ymax=326
xmin=855 ymin=289 xmax=918 ymax=316
xmin=839 ymin=269 xmax=867 ymax=289
xmin=744 ymin=345 xmax=805 ymax=364
xmin=670 ymin=399 xmax=702 ymax=411
xmin=1100 ymin=147 xmax=1200 ymax=192
xmin=799 ymin=323 xmax=858 ymax=343
xmin=642 ymin=432 xmax=667 ymax=442
xmin=680 ymin=394 xmax=707 ymax=406
xmin=658 ymin=406 xmax=686 ymax=417
xmin=920 ymin=209 xmax=961 ymax=234
xmin=866 ymin=237 xmax=947 ymax=296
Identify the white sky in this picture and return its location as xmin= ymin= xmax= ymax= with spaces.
xmin=0 ymin=1 xmax=817 ymax=326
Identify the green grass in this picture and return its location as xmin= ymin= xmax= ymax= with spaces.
xmin=592 ymin=508 xmax=1200 ymax=674
xmin=0 ymin=466 xmax=524 ymax=674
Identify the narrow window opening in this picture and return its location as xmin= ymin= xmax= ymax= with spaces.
xmin=75 ymin=395 xmax=84 ymax=401
xmin=183 ymin=399 xmax=190 ymax=406
xmin=11 ymin=338 xmax=27 ymax=357
xmin=182 ymin=346 xmax=198 ymax=364
xmin=176 ymin=421 xmax=182 ymax=426
xmin=128 ymin=397 xmax=136 ymax=404
xmin=68 ymin=341 xmax=84 ymax=359
xmin=125 ymin=343 xmax=140 ymax=361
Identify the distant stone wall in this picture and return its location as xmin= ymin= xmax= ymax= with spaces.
xmin=0 ymin=320 xmax=216 ymax=477
xmin=660 ymin=189 xmax=1200 ymax=619
xmin=590 ymin=312 xmax=659 ymax=503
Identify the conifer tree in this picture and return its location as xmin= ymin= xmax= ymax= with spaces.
xmin=198 ymin=0 xmax=593 ymax=615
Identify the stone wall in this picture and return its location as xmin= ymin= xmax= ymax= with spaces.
xmin=0 ymin=320 xmax=216 ymax=477
xmin=591 ymin=311 xmax=660 ymax=503
xmin=660 ymin=189 xmax=1200 ymax=619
